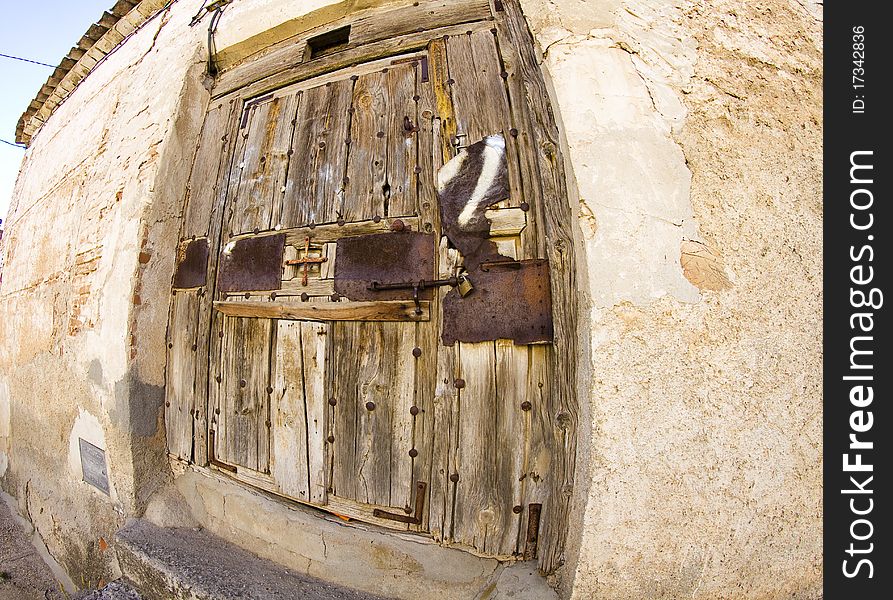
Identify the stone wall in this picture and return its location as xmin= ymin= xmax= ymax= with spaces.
xmin=0 ymin=0 xmax=822 ymax=597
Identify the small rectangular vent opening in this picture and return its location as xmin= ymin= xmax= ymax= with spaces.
xmin=308 ymin=25 xmax=351 ymax=59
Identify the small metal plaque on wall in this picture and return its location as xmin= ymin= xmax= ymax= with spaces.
xmin=79 ymin=438 xmax=110 ymax=495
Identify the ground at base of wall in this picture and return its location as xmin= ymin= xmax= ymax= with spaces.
xmin=74 ymin=581 xmax=145 ymax=600
xmin=0 ymin=494 xmax=67 ymax=600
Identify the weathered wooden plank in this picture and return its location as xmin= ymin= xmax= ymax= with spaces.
xmin=519 ymin=343 xmax=553 ymax=552
xmin=453 ymin=342 xmax=504 ymax=554
xmin=343 ymin=70 xmax=389 ymax=221
xmin=213 ymin=1 xmax=492 ymax=98
xmin=165 ymin=290 xmax=199 ymax=460
xmin=216 ymin=316 xmax=273 ymax=473
xmin=194 ymin=99 xmax=240 ymax=467
xmin=231 ymin=95 xmax=299 ymax=234
xmin=410 ymin=65 xmax=442 ymax=532
xmin=498 ymin=0 xmax=579 ymax=572
xmin=350 ymin=0 xmax=492 ymax=47
xmin=494 ymin=339 xmax=529 ymax=556
xmin=229 ymin=216 xmax=419 ymax=245
xmin=445 ymin=30 xmax=521 ymax=208
xmin=280 ymin=78 xmax=354 ymax=228
xmin=383 ymin=64 xmax=418 ymax=217
xmin=389 ymin=323 xmax=418 ymax=514
xmin=182 ymin=101 xmax=231 ymax=238
xmin=331 ymin=322 xmax=398 ymax=505
xmin=301 ymin=321 xmax=329 ymax=504
xmin=271 ymin=320 xmax=311 ymax=501
xmin=491 ymin=23 xmax=543 ymax=257
xmin=214 ymin=300 xmax=430 ymax=322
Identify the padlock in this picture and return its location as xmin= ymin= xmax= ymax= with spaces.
xmin=457 ymin=275 xmax=474 ymax=297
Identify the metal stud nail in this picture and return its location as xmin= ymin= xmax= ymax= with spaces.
xmin=513 ymin=505 xmax=523 ymax=514
xmin=327 ymin=435 xmax=335 ymax=443
xmin=365 ymin=401 xmax=376 ymax=411
xmin=454 ymin=378 xmax=466 ymax=389
xmin=409 ymin=448 xmax=418 ymax=458
xmin=450 ymin=473 xmax=460 ymax=483
xmin=521 ymin=401 xmax=532 ymax=411
xmin=328 ymin=397 xmax=337 ymax=406
xmin=239 ymin=379 xmax=247 ymax=388
xmin=412 ymin=347 xmax=422 ymax=358
xmin=520 ymin=202 xmax=530 ymax=212
xmin=410 ymin=406 xmax=420 ymax=416
xmin=301 ymin=293 xmax=309 ymax=302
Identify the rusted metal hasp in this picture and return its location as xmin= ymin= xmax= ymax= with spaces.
xmin=442 ymin=259 xmax=553 ymax=345
xmin=334 ymin=231 xmax=436 ymax=301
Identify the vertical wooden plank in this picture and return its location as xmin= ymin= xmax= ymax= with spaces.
xmin=217 ymin=316 xmax=273 ymax=473
xmin=193 ymin=98 xmax=239 ymax=467
xmin=182 ymin=101 xmax=230 ymax=239
xmin=231 ymin=97 xmax=296 ymax=235
xmin=301 ymin=320 xmax=329 ymax=504
xmin=411 ymin=58 xmax=442 ymax=532
xmin=280 ymin=78 xmax=354 ymax=228
xmin=383 ymin=64 xmax=418 ymax=217
xmin=491 ymin=24 xmax=544 ymax=257
xmin=271 ymin=320 xmax=311 ymax=501
xmin=498 ymin=0 xmax=580 ymax=572
xmin=446 ymin=31 xmax=522 ymax=209
xmin=389 ymin=324 xmax=417 ymax=514
xmin=453 ymin=342 xmax=503 ymax=553
xmin=494 ymin=339 xmax=529 ymax=555
xmin=519 ymin=343 xmax=553 ymax=550
xmin=331 ymin=322 xmax=386 ymax=505
xmin=165 ymin=290 xmax=199 ymax=459
xmin=343 ymin=71 xmax=389 ymax=222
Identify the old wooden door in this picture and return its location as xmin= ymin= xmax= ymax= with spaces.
xmin=165 ymin=1 xmax=577 ymax=572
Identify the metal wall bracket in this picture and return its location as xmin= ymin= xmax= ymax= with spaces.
xmin=373 ymin=481 xmax=428 ymax=525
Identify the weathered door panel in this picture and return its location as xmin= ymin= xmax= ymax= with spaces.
xmin=213 ymin=315 xmax=273 ymax=473
xmin=166 ymin=1 xmax=578 ymax=572
xmin=165 ymin=290 xmax=199 ymax=460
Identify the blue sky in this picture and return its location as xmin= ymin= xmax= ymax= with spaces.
xmin=0 ymin=0 xmax=114 ymax=222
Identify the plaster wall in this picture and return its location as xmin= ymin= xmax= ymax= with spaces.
xmin=514 ymin=0 xmax=823 ymax=598
xmin=0 ymin=0 xmax=211 ymax=586
xmin=0 ymin=0 xmax=822 ymax=598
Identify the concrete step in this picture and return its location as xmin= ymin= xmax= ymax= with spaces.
xmin=114 ymin=519 xmax=390 ymax=600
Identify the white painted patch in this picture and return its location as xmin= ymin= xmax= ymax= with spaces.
xmin=67 ymin=408 xmax=116 ymax=500
xmin=0 ymin=452 xmax=7 ymax=478
xmin=223 ymin=240 xmax=237 ymax=255
xmin=436 ymin=151 xmax=467 ymax=193
xmin=457 ymin=136 xmax=506 ymax=228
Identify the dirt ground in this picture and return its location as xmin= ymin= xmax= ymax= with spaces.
xmin=0 ymin=493 xmax=67 ymax=600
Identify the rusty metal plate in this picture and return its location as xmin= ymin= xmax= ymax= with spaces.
xmin=334 ymin=232 xmax=436 ymax=301
xmin=172 ymin=237 xmax=209 ymax=289
xmin=442 ymin=259 xmax=553 ymax=345
xmin=217 ymin=234 xmax=285 ymax=293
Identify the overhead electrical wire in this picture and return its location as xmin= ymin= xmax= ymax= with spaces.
xmin=0 ymin=52 xmax=55 ymax=68
xmin=1 ymin=139 xmax=26 ymax=149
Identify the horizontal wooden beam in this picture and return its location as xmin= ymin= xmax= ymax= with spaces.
xmin=214 ymin=300 xmax=429 ymax=322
